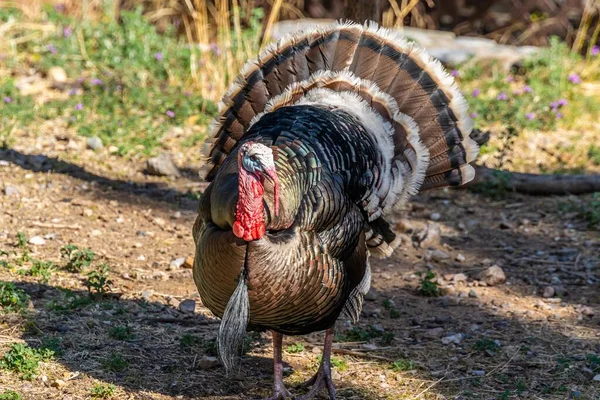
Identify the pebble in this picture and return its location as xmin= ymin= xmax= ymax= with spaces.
xmin=431 ymin=249 xmax=450 ymax=262
xmin=424 ymin=327 xmax=444 ymax=339
xmin=479 ymin=265 xmax=506 ymax=286
xmin=364 ymin=288 xmax=379 ymax=301
xmin=3 ymin=185 xmax=19 ymax=196
xmin=414 ymin=223 xmax=441 ymax=248
xmin=440 ymin=286 xmax=456 ymax=296
xmin=83 ymin=208 xmax=93 ymax=217
xmin=51 ymin=379 xmax=66 ymax=388
xmin=108 ymin=145 xmax=119 ymax=154
xmin=146 ymin=152 xmax=181 ymax=177
xmin=429 ymin=212 xmax=441 ymax=221
xmin=29 ymin=236 xmax=46 ymax=245
xmin=312 ymin=346 xmax=322 ymax=354
xmin=179 ymin=299 xmax=196 ymax=313
xmin=471 ymin=370 xmax=485 ymax=376
xmin=468 ymin=289 xmax=478 ymax=298
xmin=0 ymin=160 xmax=9 ymax=167
xmin=170 ymin=257 xmax=186 ymax=270
xmin=441 ymin=333 xmax=464 ymax=345
xmin=360 ymin=343 xmax=378 ymax=350
xmin=116 ymin=216 xmax=124 ymax=224
xmin=453 ymin=273 xmax=468 ymax=283
xmin=594 ymin=374 xmax=600 ymax=382
xmin=455 ymin=253 xmax=466 ymax=262
xmin=86 ymin=136 xmax=104 ymax=150
xmin=542 ymin=286 xmax=555 ymax=298
xmin=141 ymin=289 xmax=153 ymax=302
xmin=48 ymin=66 xmax=67 ymax=84
xmin=197 ymin=356 xmax=218 ymax=370
xmin=578 ymin=305 xmax=595 ymax=317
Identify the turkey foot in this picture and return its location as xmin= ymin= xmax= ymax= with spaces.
xmin=296 ymin=328 xmax=336 ymax=400
xmin=264 ymin=331 xmax=292 ymax=400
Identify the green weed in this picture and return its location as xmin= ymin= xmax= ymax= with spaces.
xmin=101 ymin=353 xmax=128 ymax=373
xmin=0 ymin=390 xmax=21 ymax=400
xmin=85 ymin=264 xmax=113 ymax=295
xmin=559 ymin=193 xmax=600 ymax=228
xmin=60 ymin=245 xmax=95 ymax=272
xmin=46 ymin=287 xmax=93 ymax=312
xmin=285 ymin=343 xmax=305 ymax=354
xmin=330 ymin=357 xmax=348 ymax=371
xmin=17 ymin=260 xmax=55 ymax=283
xmin=0 ymin=343 xmax=54 ymax=380
xmin=109 ymin=325 xmax=134 ymax=341
xmin=90 ymin=383 xmax=116 ymax=399
xmin=473 ymin=338 xmax=500 ymax=355
xmin=416 ymin=271 xmax=440 ymax=297
xmin=390 ymin=358 xmax=416 ymax=372
xmin=0 ymin=282 xmax=29 ymax=314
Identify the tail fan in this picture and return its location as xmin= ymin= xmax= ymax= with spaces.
xmin=201 ymin=21 xmax=479 ymax=205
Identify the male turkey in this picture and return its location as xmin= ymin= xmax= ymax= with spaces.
xmin=192 ymin=21 xmax=479 ymax=399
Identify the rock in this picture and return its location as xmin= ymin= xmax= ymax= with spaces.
xmin=453 ymin=273 xmax=468 ymax=283
xmin=471 ymin=370 xmax=485 ymax=377
xmin=479 ymin=265 xmax=506 ymax=286
xmin=429 ymin=212 xmax=441 ymax=221
xmin=578 ymin=305 xmax=595 ymax=317
xmin=360 ymin=343 xmax=378 ymax=350
xmin=424 ymin=327 xmax=444 ymax=339
xmin=413 ymin=223 xmax=441 ymax=248
xmin=311 ymin=346 xmax=322 ymax=354
xmin=108 ymin=145 xmax=119 ymax=154
xmin=141 ymin=289 xmax=153 ymax=302
xmin=431 ymin=249 xmax=450 ymax=262
xmin=441 ymin=333 xmax=463 ymax=345
xmin=179 ymin=299 xmax=196 ymax=314
xmin=146 ymin=152 xmax=181 ymax=177
xmin=3 ymin=185 xmax=19 ymax=196
xmin=593 ymin=374 xmax=600 ymax=382
xmin=86 ymin=136 xmax=103 ymax=151
xmin=439 ymin=286 xmax=456 ymax=296
xmin=542 ymin=286 xmax=555 ymax=298
xmin=468 ymin=289 xmax=478 ymax=298
xmin=455 ymin=253 xmax=466 ymax=262
xmin=48 ymin=66 xmax=67 ymax=84
xmin=183 ymin=256 xmax=194 ymax=269
xmin=83 ymin=208 xmax=93 ymax=217
xmin=364 ymin=288 xmax=379 ymax=301
xmin=198 ymin=356 xmax=218 ymax=370
xmin=51 ymin=379 xmax=66 ymax=388
xmin=29 ymin=236 xmax=46 ymax=245
xmin=170 ymin=257 xmax=186 ymax=271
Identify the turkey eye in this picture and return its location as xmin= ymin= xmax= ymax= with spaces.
xmin=249 ymin=155 xmax=257 ymax=162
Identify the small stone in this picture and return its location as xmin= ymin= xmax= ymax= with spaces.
xmin=364 ymin=288 xmax=379 ymax=301
xmin=471 ymin=370 xmax=485 ymax=377
xmin=312 ymin=346 xmax=322 ymax=354
xmin=0 ymin=160 xmax=9 ymax=167
xmin=172 ymin=211 xmax=182 ymax=219
xmin=153 ymin=217 xmax=166 ymax=226
xmin=593 ymin=374 xmax=600 ymax=382
xmin=116 ymin=216 xmax=124 ymax=224
xmin=360 ymin=343 xmax=378 ymax=350
xmin=455 ymin=253 xmax=466 ymax=262
xmin=578 ymin=305 xmax=595 ymax=317
xmin=542 ymin=286 xmax=555 ymax=298
xmin=431 ymin=249 xmax=450 ymax=262
xmin=3 ymin=185 xmax=19 ymax=196
xmin=108 ymin=145 xmax=119 ymax=154
xmin=424 ymin=327 xmax=444 ymax=339
xmin=439 ymin=286 xmax=456 ymax=296
xmin=51 ymin=379 xmax=66 ymax=388
xmin=453 ymin=273 xmax=468 ymax=283
xmin=479 ymin=265 xmax=506 ymax=286
xmin=414 ymin=223 xmax=441 ymax=248
xmin=167 ymin=297 xmax=180 ymax=308
xmin=29 ymin=236 xmax=46 ymax=245
xmin=141 ymin=289 xmax=153 ymax=302
xmin=48 ymin=66 xmax=67 ymax=84
xmin=183 ymin=256 xmax=194 ymax=269
xmin=441 ymin=333 xmax=463 ymax=345
xmin=179 ymin=299 xmax=196 ymax=314
xmin=146 ymin=152 xmax=181 ymax=177
xmin=83 ymin=208 xmax=93 ymax=217
xmin=86 ymin=136 xmax=103 ymax=151
xmin=468 ymin=289 xmax=478 ymax=298
xmin=90 ymin=229 xmax=102 ymax=236
xmin=198 ymin=356 xmax=218 ymax=370
xmin=170 ymin=257 xmax=186 ymax=270
xmin=429 ymin=212 xmax=441 ymax=221
xmin=137 ymin=255 xmax=146 ymax=261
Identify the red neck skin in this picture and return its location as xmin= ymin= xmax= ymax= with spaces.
xmin=233 ymin=166 xmax=267 ymax=241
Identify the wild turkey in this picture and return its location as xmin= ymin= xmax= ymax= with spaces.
xmin=192 ymin=21 xmax=479 ymax=399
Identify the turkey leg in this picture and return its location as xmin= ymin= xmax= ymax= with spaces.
xmin=265 ymin=331 xmax=292 ymax=400
xmin=296 ymin=327 xmax=336 ymax=400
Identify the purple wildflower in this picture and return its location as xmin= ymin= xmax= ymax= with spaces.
xmin=63 ymin=27 xmax=72 ymax=38
xmin=550 ymin=101 xmax=559 ymax=110
xmin=74 ymin=103 xmax=83 ymax=110
xmin=556 ymin=112 xmax=563 ymax=119
xmin=557 ymin=98 xmax=568 ymax=107
xmin=506 ymin=76 xmax=515 ymax=82
xmin=523 ymin=85 xmax=533 ymax=93
xmin=451 ymin=70 xmax=459 ymax=78
xmin=166 ymin=110 xmax=175 ymax=118
xmin=525 ymin=112 xmax=535 ymax=120
xmin=568 ymin=73 xmax=581 ymax=84
xmin=472 ymin=88 xmax=480 ymax=98
xmin=47 ymin=44 xmax=57 ymax=55
xmin=154 ymin=52 xmax=164 ymax=61
xmin=496 ymin=92 xmax=508 ymax=101
xmin=591 ymin=45 xmax=599 ymax=56
xmin=90 ymin=78 xmax=103 ymax=86
xmin=470 ymin=112 xmax=478 ymax=118
xmin=68 ymin=88 xmax=78 ymax=96
xmin=4 ymin=96 xmax=11 ymax=103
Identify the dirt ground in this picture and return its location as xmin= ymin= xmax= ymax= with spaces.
xmin=0 ymin=132 xmax=599 ymax=400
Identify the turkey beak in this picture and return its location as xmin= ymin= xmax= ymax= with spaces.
xmin=263 ymin=167 xmax=279 ymax=217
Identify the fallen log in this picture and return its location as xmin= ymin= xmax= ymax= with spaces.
xmin=469 ymin=166 xmax=600 ymax=195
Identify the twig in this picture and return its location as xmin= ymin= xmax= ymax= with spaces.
xmin=332 ymin=348 xmax=394 ymax=362
xmin=30 ymin=221 xmax=81 ymax=230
